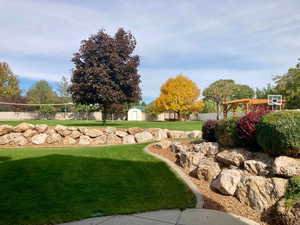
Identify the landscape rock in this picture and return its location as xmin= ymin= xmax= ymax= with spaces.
xmin=35 ymin=124 xmax=48 ymax=133
xmin=93 ymin=135 xmax=107 ymax=145
xmin=188 ymin=130 xmax=202 ymax=139
xmin=197 ymin=158 xmax=221 ymax=182
xmin=106 ymin=134 xmax=122 ymax=145
xmin=55 ymin=125 xmax=71 ymax=136
xmin=63 ymin=136 xmax=77 ymax=145
xmin=122 ymin=135 xmax=136 ymax=144
xmin=235 ymin=176 xmax=288 ymax=211
xmin=70 ymin=130 xmax=81 ymax=139
xmin=13 ymin=135 xmax=28 ymax=146
xmin=31 ymin=134 xmax=48 ymax=145
xmin=167 ymin=130 xmax=188 ymax=139
xmin=79 ymin=135 xmax=91 ymax=145
xmin=194 ymin=142 xmax=219 ymax=157
xmin=67 ymin=127 xmax=78 ymax=131
xmin=135 ymin=131 xmax=153 ymax=143
xmin=153 ymin=139 xmax=172 ymax=149
xmin=23 ymin=129 xmax=38 ymax=138
xmin=127 ymin=127 xmax=144 ymax=135
xmin=46 ymin=133 xmax=62 ymax=144
xmin=276 ymin=199 xmax=300 ymax=225
xmin=0 ymin=125 xmax=13 ymax=136
xmin=211 ymin=169 xmax=241 ymax=195
xmin=115 ymin=130 xmax=128 ymax=138
xmin=216 ymin=148 xmax=252 ymax=167
xmin=84 ymin=128 xmax=103 ymax=138
xmin=146 ymin=128 xmax=167 ymax=141
xmin=14 ymin=122 xmax=35 ymax=132
xmin=273 ymin=156 xmax=300 ymax=177
xmin=105 ymin=127 xmax=116 ymax=134
xmin=1 ymin=133 xmax=28 ymax=145
xmin=171 ymin=142 xmax=188 ymax=153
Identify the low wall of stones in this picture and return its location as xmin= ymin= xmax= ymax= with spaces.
xmin=154 ymin=140 xmax=300 ymax=224
xmin=0 ymin=122 xmax=202 ymax=146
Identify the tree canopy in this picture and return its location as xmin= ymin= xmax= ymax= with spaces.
xmin=0 ymin=62 xmax=21 ymax=97
xmin=69 ymin=28 xmax=141 ymax=124
xmin=27 ymin=80 xmax=58 ymax=104
xmin=153 ymin=75 xmax=204 ymax=119
xmin=203 ymin=79 xmax=254 ymax=119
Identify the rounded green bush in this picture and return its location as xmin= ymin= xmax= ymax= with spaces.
xmin=256 ymin=111 xmax=300 ymax=157
xmin=216 ymin=117 xmax=240 ymax=147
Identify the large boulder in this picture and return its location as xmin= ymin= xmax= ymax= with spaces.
xmin=235 ymin=176 xmax=288 ymax=212
xmin=13 ymin=135 xmax=28 ymax=146
xmin=55 ymin=125 xmax=71 ymax=136
xmin=135 ymin=131 xmax=153 ymax=143
xmin=171 ymin=142 xmax=189 ymax=153
xmin=63 ymin=136 xmax=77 ymax=145
xmin=276 ymin=199 xmax=300 ymax=225
xmin=105 ymin=127 xmax=116 ymax=134
xmin=46 ymin=133 xmax=62 ymax=144
xmin=127 ymin=127 xmax=144 ymax=135
xmin=84 ymin=128 xmax=103 ymax=138
xmin=0 ymin=133 xmax=28 ymax=145
xmin=216 ymin=148 xmax=252 ymax=167
xmin=146 ymin=128 xmax=167 ymax=141
xmin=106 ymin=134 xmax=122 ymax=145
xmin=244 ymin=152 xmax=273 ymax=176
xmin=35 ymin=124 xmax=48 ymax=133
xmin=188 ymin=130 xmax=202 ymax=139
xmin=122 ymin=135 xmax=136 ymax=144
xmin=79 ymin=135 xmax=91 ymax=145
xmin=211 ymin=169 xmax=241 ymax=196
xmin=31 ymin=134 xmax=48 ymax=145
xmin=70 ymin=130 xmax=81 ymax=139
xmin=273 ymin=156 xmax=300 ymax=177
xmin=0 ymin=125 xmax=13 ymax=136
xmin=23 ymin=129 xmax=38 ymax=138
xmin=197 ymin=158 xmax=221 ymax=182
xmin=193 ymin=142 xmax=219 ymax=157
xmin=14 ymin=122 xmax=35 ymax=132
xmin=167 ymin=130 xmax=188 ymax=139
xmin=153 ymin=139 xmax=172 ymax=149
xmin=93 ymin=135 xmax=107 ymax=145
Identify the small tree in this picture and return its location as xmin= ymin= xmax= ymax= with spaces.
xmin=153 ymin=75 xmax=204 ymax=120
xmin=69 ymin=28 xmax=141 ymax=124
xmin=203 ymin=79 xmax=236 ymax=120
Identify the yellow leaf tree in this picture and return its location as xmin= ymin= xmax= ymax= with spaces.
xmin=153 ymin=75 xmax=204 ymax=120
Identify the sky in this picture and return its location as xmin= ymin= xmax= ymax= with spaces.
xmin=0 ymin=0 xmax=300 ymax=103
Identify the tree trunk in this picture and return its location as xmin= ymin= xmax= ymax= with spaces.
xmin=216 ymin=103 xmax=220 ymax=120
xmin=102 ymin=105 xmax=108 ymax=125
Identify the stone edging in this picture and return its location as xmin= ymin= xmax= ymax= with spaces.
xmin=144 ymin=143 xmax=204 ymax=208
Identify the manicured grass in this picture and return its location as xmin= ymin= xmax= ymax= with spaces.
xmin=0 ymin=144 xmax=195 ymax=225
xmin=0 ymin=120 xmax=202 ymax=131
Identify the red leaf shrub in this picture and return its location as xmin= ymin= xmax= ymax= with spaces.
xmin=237 ymin=109 xmax=270 ymax=148
xmin=202 ymin=120 xmax=218 ymax=142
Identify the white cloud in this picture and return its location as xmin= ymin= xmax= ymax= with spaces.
xmin=0 ymin=0 xmax=299 ymax=97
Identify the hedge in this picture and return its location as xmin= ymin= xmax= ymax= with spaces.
xmin=256 ymin=111 xmax=300 ymax=157
xmin=216 ymin=117 xmax=240 ymax=147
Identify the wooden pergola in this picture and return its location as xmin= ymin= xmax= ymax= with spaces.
xmin=220 ymin=98 xmax=285 ymax=118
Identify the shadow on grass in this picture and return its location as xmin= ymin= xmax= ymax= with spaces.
xmin=0 ymin=156 xmax=10 ymax=162
xmin=0 ymin=154 xmax=195 ymax=225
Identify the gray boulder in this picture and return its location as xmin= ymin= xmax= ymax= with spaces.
xmin=211 ymin=169 xmax=241 ymax=196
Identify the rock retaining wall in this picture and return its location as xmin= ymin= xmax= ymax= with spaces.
xmin=0 ymin=122 xmax=202 ymax=146
xmin=155 ymin=140 xmax=300 ymax=215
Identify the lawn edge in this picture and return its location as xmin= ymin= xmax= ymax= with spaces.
xmin=144 ymin=143 xmax=204 ymax=208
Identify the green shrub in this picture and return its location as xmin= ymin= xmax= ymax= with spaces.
xmin=256 ymin=111 xmax=300 ymax=157
xmin=284 ymin=176 xmax=300 ymax=207
xmin=216 ymin=117 xmax=240 ymax=147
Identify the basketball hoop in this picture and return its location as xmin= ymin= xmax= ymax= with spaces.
xmin=268 ymin=95 xmax=282 ymax=106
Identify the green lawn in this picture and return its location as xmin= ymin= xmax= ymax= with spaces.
xmin=0 ymin=144 xmax=195 ymax=225
xmin=0 ymin=120 xmax=202 ymax=131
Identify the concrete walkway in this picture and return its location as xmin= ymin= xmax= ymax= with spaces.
xmin=58 ymin=209 xmax=259 ymax=225
xmin=57 ymin=144 xmax=259 ymax=225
